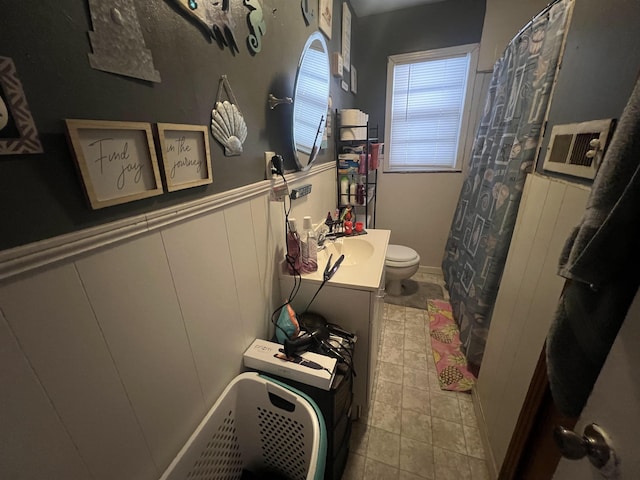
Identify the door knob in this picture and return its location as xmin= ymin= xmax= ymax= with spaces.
xmin=553 ymin=423 xmax=619 ymax=474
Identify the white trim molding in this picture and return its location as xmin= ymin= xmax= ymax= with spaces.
xmin=0 ymin=162 xmax=335 ymax=282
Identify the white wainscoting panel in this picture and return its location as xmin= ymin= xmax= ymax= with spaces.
xmin=493 ymin=181 xmax=590 ymax=463
xmin=250 ymin=194 xmax=279 ymax=335
xmin=475 ymin=174 xmax=590 ymax=472
xmin=224 ymin=201 xmax=267 ymax=348
xmin=75 ymin=232 xmax=205 ymax=472
xmin=483 ymin=177 xmax=557 ymax=432
xmin=476 ymin=175 xmax=549 ymax=434
xmin=0 ymin=164 xmax=338 ymax=479
xmin=161 ymin=210 xmax=246 ymax=408
xmin=486 ymin=179 xmax=566 ymax=460
xmin=0 ymin=263 xmax=157 ymax=480
xmin=0 ymin=310 xmax=91 ymax=480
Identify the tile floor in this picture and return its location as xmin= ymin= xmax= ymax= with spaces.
xmin=342 ymin=272 xmax=490 ymax=480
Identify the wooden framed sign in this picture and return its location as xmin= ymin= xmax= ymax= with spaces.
xmin=156 ymin=123 xmax=213 ymax=191
xmin=319 ymin=0 xmax=333 ymax=39
xmin=64 ymin=119 xmax=163 ymax=209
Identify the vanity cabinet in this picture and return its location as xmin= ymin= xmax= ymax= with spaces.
xmin=277 ymin=229 xmax=390 ymax=418
xmin=336 ymin=112 xmax=379 ymax=229
xmin=279 ymin=277 xmax=384 ymax=418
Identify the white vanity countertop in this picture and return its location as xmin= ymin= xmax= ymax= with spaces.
xmin=290 ymin=228 xmax=390 ymax=291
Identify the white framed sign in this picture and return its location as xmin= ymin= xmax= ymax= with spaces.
xmin=156 ymin=123 xmax=212 ymax=191
xmin=341 ymin=2 xmax=351 ymax=72
xmin=64 ymin=119 xmax=163 ymax=209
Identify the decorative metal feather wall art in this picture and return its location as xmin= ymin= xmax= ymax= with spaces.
xmin=211 ymin=76 xmax=247 ymax=156
xmin=301 ymin=0 xmax=314 ymax=26
xmin=86 ymin=0 xmax=161 ymax=82
xmin=172 ymin=0 xmax=239 ymax=53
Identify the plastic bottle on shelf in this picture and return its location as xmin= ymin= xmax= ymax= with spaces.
xmin=340 ymin=176 xmax=349 ymax=205
xmin=301 ymin=216 xmax=318 ymax=273
xmin=356 ymin=176 xmax=366 ymax=205
xmin=358 ymin=153 xmax=367 ymax=174
xmin=285 ymin=218 xmax=302 ymax=275
xmin=349 ymin=181 xmax=357 ymax=204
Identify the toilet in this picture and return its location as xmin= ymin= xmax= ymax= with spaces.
xmin=385 ymin=244 xmax=421 ymax=296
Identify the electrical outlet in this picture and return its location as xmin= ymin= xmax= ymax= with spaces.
xmin=264 ymin=151 xmax=276 ymax=180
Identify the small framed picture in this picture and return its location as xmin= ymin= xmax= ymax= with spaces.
xmin=341 ymin=80 xmax=349 ymax=92
xmin=341 ymin=3 xmax=351 ymax=72
xmin=156 ymin=123 xmax=212 ymax=192
xmin=0 ymin=56 xmax=43 ymax=155
xmin=350 ymin=66 xmax=357 ymax=94
xmin=64 ymin=119 xmax=163 ymax=209
xmin=319 ymin=0 xmax=333 ymax=39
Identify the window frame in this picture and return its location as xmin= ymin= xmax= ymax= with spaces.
xmin=383 ymin=43 xmax=479 ymax=173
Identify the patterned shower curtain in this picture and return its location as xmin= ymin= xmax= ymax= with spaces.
xmin=442 ymin=0 xmax=572 ymax=370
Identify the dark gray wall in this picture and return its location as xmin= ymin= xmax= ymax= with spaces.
xmin=536 ymin=0 xmax=640 ymax=180
xmin=352 ymin=0 xmax=486 ymax=138
xmin=0 ymin=0 xmax=355 ymax=250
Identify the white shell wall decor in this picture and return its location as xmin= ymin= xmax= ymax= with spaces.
xmin=211 ymin=75 xmax=247 ymax=156
xmin=211 ymin=101 xmax=247 ymax=156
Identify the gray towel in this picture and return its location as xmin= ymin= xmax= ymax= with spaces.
xmin=547 ymin=76 xmax=640 ymax=417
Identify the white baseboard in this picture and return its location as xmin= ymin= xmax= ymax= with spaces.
xmin=418 ymin=265 xmax=443 ymax=276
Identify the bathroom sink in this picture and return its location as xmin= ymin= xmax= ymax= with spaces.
xmin=283 ymin=228 xmax=390 ymax=291
xmin=321 ymin=237 xmax=375 ymax=267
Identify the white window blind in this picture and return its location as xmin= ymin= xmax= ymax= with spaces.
xmin=385 ymin=45 xmax=477 ymax=172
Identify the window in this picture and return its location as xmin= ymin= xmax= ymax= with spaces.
xmin=384 ymin=44 xmax=478 ymax=172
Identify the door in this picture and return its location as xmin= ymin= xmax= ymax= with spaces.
xmin=553 ymin=286 xmax=640 ymax=478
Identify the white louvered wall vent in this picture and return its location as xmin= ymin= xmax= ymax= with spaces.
xmin=542 ymin=118 xmax=615 ymax=180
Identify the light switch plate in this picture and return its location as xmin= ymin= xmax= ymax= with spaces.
xmin=331 ymin=52 xmax=343 ymax=78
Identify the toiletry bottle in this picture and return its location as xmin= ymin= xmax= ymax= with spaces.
xmin=286 ymin=218 xmax=302 ymax=275
xmin=301 ymin=216 xmax=318 ymax=273
xmin=349 ymin=180 xmax=357 ymax=204
xmin=325 ymin=211 xmax=334 ymax=232
xmin=358 ymin=153 xmax=367 ymax=174
xmin=356 ymin=175 xmax=366 ymax=205
xmin=340 ymin=176 xmax=349 ymax=205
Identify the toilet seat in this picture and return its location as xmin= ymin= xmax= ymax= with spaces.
xmin=385 ymin=244 xmax=420 ymax=267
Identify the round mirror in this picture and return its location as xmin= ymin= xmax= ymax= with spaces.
xmin=292 ymin=32 xmax=330 ymax=171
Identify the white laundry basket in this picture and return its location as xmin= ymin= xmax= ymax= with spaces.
xmin=159 ymin=372 xmax=327 ymax=480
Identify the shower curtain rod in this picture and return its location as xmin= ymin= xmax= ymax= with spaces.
xmin=508 ymin=0 xmax=566 ymax=45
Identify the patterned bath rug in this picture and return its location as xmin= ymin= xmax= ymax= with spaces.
xmin=427 ymin=299 xmax=476 ymax=392
xmin=384 ymin=279 xmax=444 ymax=310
